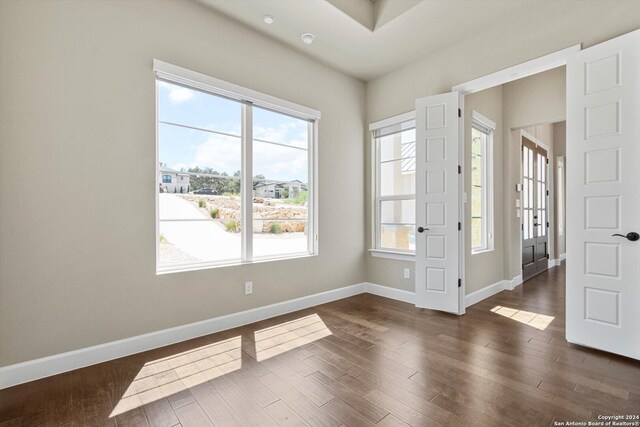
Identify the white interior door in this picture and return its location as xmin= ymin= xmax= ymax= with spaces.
xmin=415 ymin=92 xmax=461 ymax=313
xmin=566 ymin=29 xmax=640 ymax=360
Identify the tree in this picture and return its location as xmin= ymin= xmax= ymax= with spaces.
xmin=187 ymin=166 xmax=240 ymax=195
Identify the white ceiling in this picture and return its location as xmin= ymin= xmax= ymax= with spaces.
xmin=198 ymin=0 xmax=542 ymax=80
xmin=196 ymin=0 xmax=626 ymax=81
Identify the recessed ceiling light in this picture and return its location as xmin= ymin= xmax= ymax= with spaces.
xmin=263 ymin=14 xmax=274 ymax=24
xmin=301 ymin=33 xmax=315 ymax=45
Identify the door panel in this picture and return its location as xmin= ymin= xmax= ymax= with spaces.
xmin=415 ymin=92 xmax=460 ymax=313
xmin=522 ymin=139 xmax=549 ymax=280
xmin=567 ymin=29 xmax=640 ymax=359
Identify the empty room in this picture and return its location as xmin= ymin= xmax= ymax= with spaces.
xmin=1 ymin=0 xmax=640 ymax=426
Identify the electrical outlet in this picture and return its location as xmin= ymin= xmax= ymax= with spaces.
xmin=245 ymin=281 xmax=253 ymax=295
xmin=403 ymin=268 xmax=411 ymax=279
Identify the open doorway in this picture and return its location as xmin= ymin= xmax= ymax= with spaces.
xmin=460 ymin=65 xmax=567 ymax=303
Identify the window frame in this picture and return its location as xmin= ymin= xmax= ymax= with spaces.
xmin=154 ymin=60 xmax=320 ymax=274
xmin=369 ymin=111 xmax=417 ymax=259
xmin=470 ymin=111 xmax=495 ymax=254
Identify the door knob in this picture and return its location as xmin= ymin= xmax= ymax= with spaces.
xmin=417 ymin=226 xmax=429 ymax=233
xmin=612 ymin=232 xmax=640 ymax=241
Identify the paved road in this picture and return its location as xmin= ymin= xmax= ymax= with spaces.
xmin=159 ymin=194 xmax=307 ymax=263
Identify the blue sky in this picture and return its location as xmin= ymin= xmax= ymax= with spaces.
xmin=158 ymin=81 xmax=308 ymax=182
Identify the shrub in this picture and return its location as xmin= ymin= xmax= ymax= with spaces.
xmin=269 ymin=223 xmax=282 ymax=234
xmin=225 ymin=220 xmax=239 ymax=232
xmin=210 ymin=208 xmax=220 ymax=219
xmin=198 ymin=199 xmax=206 ymax=208
xmin=283 ymin=191 xmax=308 ymax=205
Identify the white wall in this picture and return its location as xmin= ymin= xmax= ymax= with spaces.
xmin=464 ymin=86 xmax=505 ymax=294
xmin=0 ymin=0 xmax=366 ymax=367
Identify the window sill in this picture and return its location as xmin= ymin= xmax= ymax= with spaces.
xmin=471 ymin=248 xmax=494 ymax=255
xmin=157 ymin=252 xmax=317 ymax=275
xmin=369 ymin=249 xmax=415 ymax=262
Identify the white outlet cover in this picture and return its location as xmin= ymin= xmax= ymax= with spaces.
xmin=403 ymin=268 xmax=411 ymax=279
xmin=245 ymin=281 xmax=253 ymax=295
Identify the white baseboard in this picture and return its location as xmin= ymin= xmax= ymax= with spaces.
xmin=0 ymin=282 xmax=367 ymax=390
xmin=504 ymin=274 xmax=523 ymax=290
xmin=364 ymin=282 xmax=416 ymax=304
xmin=548 ymin=257 xmax=566 ymax=268
xmin=465 ymin=280 xmax=507 ymax=308
xmin=3 ymin=275 xmax=539 ymax=389
xmin=464 ymin=274 xmax=523 ymax=308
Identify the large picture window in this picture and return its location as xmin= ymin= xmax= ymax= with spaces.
xmin=371 ymin=114 xmax=416 ymax=254
xmin=155 ymin=61 xmax=319 ymax=273
xmin=470 ymin=112 xmax=494 ymax=254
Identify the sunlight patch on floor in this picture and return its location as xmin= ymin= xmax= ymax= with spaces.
xmin=109 ymin=336 xmax=242 ymax=418
xmin=490 ymin=305 xmax=555 ymax=330
xmin=254 ymin=313 xmax=331 ymax=361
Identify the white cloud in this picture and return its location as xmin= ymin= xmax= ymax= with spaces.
xmin=158 ymin=81 xmax=196 ymax=104
xmin=254 ymin=122 xmax=308 ymax=149
xmin=165 ymin=114 xmax=308 ymax=181
xmin=192 ymin=135 xmax=241 ymax=174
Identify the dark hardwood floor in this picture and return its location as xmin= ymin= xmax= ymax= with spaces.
xmin=2 ymin=264 xmax=639 ymax=426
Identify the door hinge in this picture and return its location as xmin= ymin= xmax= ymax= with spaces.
xmin=458 ymin=165 xmax=462 ymax=174
xmin=546 ymin=190 xmax=549 ymax=196
xmin=458 ymin=108 xmax=462 ymax=118
xmin=521 ymin=223 xmax=524 ymax=230
xmin=458 ymin=279 xmax=462 ymax=288
xmin=546 ymin=221 xmax=549 ymax=228
xmin=458 ymin=222 xmax=461 ymax=231
xmin=546 ymin=254 xmax=550 ymax=259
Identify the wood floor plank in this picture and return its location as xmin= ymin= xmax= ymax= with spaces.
xmin=142 ymin=398 xmax=179 ymax=427
xmin=259 ymin=354 xmax=336 ymax=407
xmin=320 ymin=398 xmax=377 ymax=427
xmin=115 ymin=407 xmax=151 ymax=427
xmin=263 ymin=400 xmax=310 ymax=427
xmin=173 ymin=402 xmax=214 ymax=427
xmin=305 ymin=371 xmax=388 ymax=423
xmin=188 ymin=382 xmax=244 ymax=426
xmin=376 ymin=413 xmax=411 ymax=427
xmin=362 ymin=388 xmax=442 ymax=427
xmin=209 ymin=375 xmax=278 ymax=427
xmin=258 ymin=372 xmax=341 ymax=427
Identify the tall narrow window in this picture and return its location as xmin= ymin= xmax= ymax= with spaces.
xmin=252 ymin=107 xmax=311 ymax=260
xmin=371 ymin=114 xmax=416 ymax=254
xmin=470 ymin=112 xmax=494 ymax=253
xmin=155 ymin=61 xmax=319 ymax=273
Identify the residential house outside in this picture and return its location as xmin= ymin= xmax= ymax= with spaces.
xmin=159 ymin=163 xmax=190 ymax=193
xmin=253 ymin=180 xmax=306 ymax=199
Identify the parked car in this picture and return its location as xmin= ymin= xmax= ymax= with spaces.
xmin=193 ymin=188 xmax=216 ymax=195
